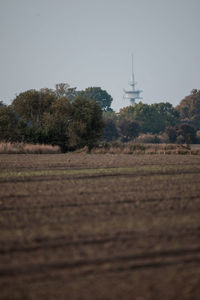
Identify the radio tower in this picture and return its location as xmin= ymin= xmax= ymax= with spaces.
xmin=123 ymin=54 xmax=142 ymax=106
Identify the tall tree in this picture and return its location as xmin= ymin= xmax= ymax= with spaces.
xmin=72 ymin=97 xmax=104 ymax=151
xmin=12 ymin=89 xmax=56 ymax=128
xmin=43 ymin=97 xmax=73 ymax=152
xmin=176 ymin=89 xmax=200 ymax=130
xmin=78 ymin=87 xmax=113 ymax=111
xmin=119 ymin=105 xmax=135 ymax=120
xmin=42 ymin=96 xmax=104 ymax=152
xmin=55 ymin=83 xmax=77 ymax=102
xmin=0 ymin=105 xmax=18 ymax=141
xmin=118 ymin=119 xmax=140 ymax=142
xmin=119 ymin=102 xmax=179 ymax=134
xmin=103 ymin=119 xmax=119 ymax=142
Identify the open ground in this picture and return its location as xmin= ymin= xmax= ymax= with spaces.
xmin=0 ymin=153 xmax=200 ymax=299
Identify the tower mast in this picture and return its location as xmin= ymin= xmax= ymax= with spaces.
xmin=123 ymin=54 xmax=142 ymax=106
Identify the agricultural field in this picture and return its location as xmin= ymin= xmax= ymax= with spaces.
xmin=0 ymin=153 xmax=200 ymax=300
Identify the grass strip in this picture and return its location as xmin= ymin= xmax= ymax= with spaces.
xmin=1 ymin=165 xmax=200 ymax=179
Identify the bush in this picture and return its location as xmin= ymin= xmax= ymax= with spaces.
xmin=135 ymin=134 xmax=161 ymax=144
xmin=176 ymin=135 xmax=184 ymax=144
xmin=196 ymin=130 xmax=200 ymax=143
xmin=118 ymin=119 xmax=140 ymax=142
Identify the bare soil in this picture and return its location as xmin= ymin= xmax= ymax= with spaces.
xmin=0 ymin=154 xmax=200 ymax=300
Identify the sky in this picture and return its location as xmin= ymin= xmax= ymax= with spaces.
xmin=0 ymin=0 xmax=200 ymax=112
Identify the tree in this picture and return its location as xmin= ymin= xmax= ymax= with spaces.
xmin=165 ymin=126 xmax=177 ymax=143
xmin=176 ymin=123 xmax=196 ymax=144
xmin=78 ymin=87 xmax=113 ymax=111
xmin=118 ymin=119 xmax=140 ymax=142
xmin=55 ymin=83 xmax=77 ymax=101
xmin=165 ymin=123 xmax=196 ymax=144
xmin=119 ymin=102 xmax=179 ymax=134
xmin=103 ymin=119 xmax=119 ymax=142
xmin=151 ymin=102 xmax=179 ymax=131
xmin=102 ymin=110 xmax=117 ymax=120
xmin=55 ymin=83 xmax=70 ymax=97
xmin=119 ymin=105 xmax=135 ymax=120
xmin=176 ymin=89 xmax=200 ymax=130
xmin=0 ymin=105 xmax=18 ymax=141
xmin=42 ymin=97 xmax=73 ymax=152
xmin=42 ymin=96 xmax=104 ymax=152
xmin=72 ymin=97 xmax=104 ymax=151
xmin=12 ymin=89 xmax=56 ymax=128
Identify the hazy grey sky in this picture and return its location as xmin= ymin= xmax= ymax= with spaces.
xmin=0 ymin=0 xmax=200 ymax=111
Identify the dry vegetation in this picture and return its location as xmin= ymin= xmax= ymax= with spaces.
xmin=0 ymin=154 xmax=200 ymax=299
xmin=91 ymin=142 xmax=200 ymax=155
xmin=1 ymin=142 xmax=200 ymax=156
xmin=0 ymin=142 xmax=61 ymax=154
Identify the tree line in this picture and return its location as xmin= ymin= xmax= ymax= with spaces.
xmin=0 ymin=85 xmax=200 ymax=151
xmin=0 ymin=85 xmax=108 ymax=152
xmin=103 ymin=89 xmax=200 ymax=144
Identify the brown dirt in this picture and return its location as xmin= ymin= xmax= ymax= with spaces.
xmin=0 ymin=154 xmax=200 ymax=300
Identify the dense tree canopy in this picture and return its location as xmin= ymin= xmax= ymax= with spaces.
xmin=118 ymin=119 xmax=140 ymax=142
xmin=0 ymin=89 xmax=105 ymax=152
xmin=55 ymin=83 xmax=77 ymax=102
xmin=176 ymin=89 xmax=200 ymax=130
xmin=103 ymin=119 xmax=119 ymax=142
xmin=119 ymin=102 xmax=179 ymax=134
xmin=78 ymin=87 xmax=113 ymax=111
xmin=42 ymin=97 xmax=73 ymax=152
xmin=12 ymin=89 xmax=56 ymax=127
xmin=0 ymin=105 xmax=18 ymax=141
xmin=165 ymin=123 xmax=196 ymax=144
xmin=1 ymin=86 xmax=200 ymax=148
xmin=42 ymin=96 xmax=104 ymax=152
xmin=71 ymin=97 xmax=104 ymax=151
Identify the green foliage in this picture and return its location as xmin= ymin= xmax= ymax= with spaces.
xmin=118 ymin=119 xmax=140 ymax=142
xmin=42 ymin=97 xmax=72 ymax=152
xmin=0 ymin=89 xmax=104 ymax=152
xmin=176 ymin=89 xmax=200 ymax=130
xmin=119 ymin=106 xmax=135 ymax=120
xmin=78 ymin=87 xmax=113 ymax=111
xmin=103 ymin=118 xmax=119 ymax=142
xmin=135 ymin=133 xmax=163 ymax=144
xmin=55 ymin=83 xmax=77 ymax=101
xmin=166 ymin=123 xmax=196 ymax=144
xmin=103 ymin=110 xmax=117 ymax=120
xmin=71 ymin=97 xmax=104 ymax=151
xmin=165 ymin=126 xmax=177 ymax=143
xmin=196 ymin=130 xmax=200 ymax=143
xmin=2 ymin=85 xmax=200 ymax=150
xmin=0 ymin=105 xmax=18 ymax=141
xmin=42 ymin=96 xmax=104 ymax=152
xmin=12 ymin=89 xmax=56 ymax=128
xmin=119 ymin=102 xmax=179 ymax=134
xmin=177 ymin=123 xmax=196 ymax=143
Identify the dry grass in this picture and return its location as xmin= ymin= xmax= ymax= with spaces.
xmin=1 ymin=142 xmax=200 ymax=155
xmin=0 ymin=142 xmax=61 ymax=154
xmin=91 ymin=142 xmax=200 ymax=155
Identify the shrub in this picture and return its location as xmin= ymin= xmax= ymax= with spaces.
xmin=135 ymin=134 xmax=161 ymax=144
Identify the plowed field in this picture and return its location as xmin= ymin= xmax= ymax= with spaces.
xmin=0 ymin=154 xmax=200 ymax=299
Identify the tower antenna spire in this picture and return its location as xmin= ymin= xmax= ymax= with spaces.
xmin=131 ymin=53 xmax=134 ymax=83
xmin=131 ymin=53 xmax=134 ymax=77
xmin=123 ymin=54 xmax=142 ymax=106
